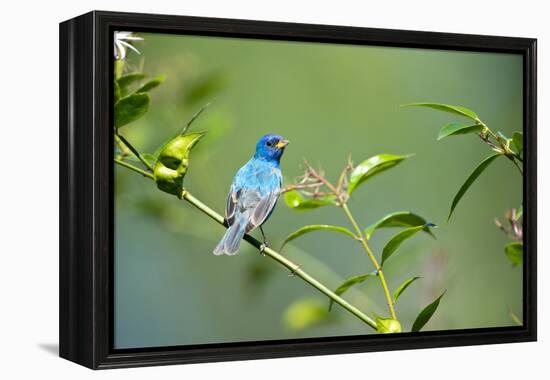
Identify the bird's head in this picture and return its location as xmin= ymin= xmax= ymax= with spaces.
xmin=254 ymin=134 xmax=289 ymax=163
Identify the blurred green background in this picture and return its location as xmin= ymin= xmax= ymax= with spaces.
xmin=114 ymin=32 xmax=523 ymax=349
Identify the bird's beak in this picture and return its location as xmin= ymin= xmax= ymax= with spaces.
xmin=276 ymin=139 xmax=290 ymax=149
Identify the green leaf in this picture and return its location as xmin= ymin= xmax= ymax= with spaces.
xmin=376 ymin=318 xmax=402 ymax=334
xmin=411 ymin=290 xmax=446 ymax=332
xmin=365 ymin=211 xmax=435 ymax=239
xmin=114 ymin=93 xmax=151 ymax=128
xmin=142 ymin=153 xmax=157 ymax=164
xmin=284 ymin=190 xmax=335 ymax=211
xmin=512 ymin=132 xmax=523 ymax=155
xmin=280 ymin=225 xmax=356 ymax=251
xmin=328 ymin=273 xmax=375 ymax=311
xmin=515 ymin=205 xmax=523 ymax=221
xmin=184 ymin=72 xmax=228 ymax=106
xmin=505 ymin=242 xmax=523 ymax=266
xmin=136 ymin=75 xmax=165 ymax=93
xmin=117 ymin=72 xmax=146 ymax=87
xmin=393 ymin=276 xmax=422 ymax=303
xmin=117 ymin=73 xmax=146 ymax=95
xmin=448 ymin=153 xmax=502 ymax=221
xmin=114 ymin=81 xmax=121 ymax=103
xmin=348 ymin=154 xmax=412 ymax=195
xmin=283 ymin=299 xmax=330 ymax=331
xmin=381 ymin=225 xmax=432 ymax=266
xmin=402 ymin=102 xmax=479 ymax=120
xmin=437 ymin=122 xmax=483 ymax=140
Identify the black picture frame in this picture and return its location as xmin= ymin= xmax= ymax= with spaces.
xmin=59 ymin=10 xmax=537 ymax=369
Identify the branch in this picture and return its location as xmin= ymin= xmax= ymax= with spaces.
xmin=114 ymin=159 xmax=377 ymax=330
xmin=116 ymin=132 xmax=155 ymax=172
xmin=477 ymin=128 xmax=523 ymax=176
xmin=114 ymin=158 xmax=154 ymax=179
xmin=281 ymin=182 xmax=324 ymax=194
xmin=303 ymin=160 xmax=340 ymax=196
xmin=115 ymin=135 xmax=131 ymax=159
xmin=510 ymin=156 xmax=523 ymax=175
xmin=336 ymin=155 xmax=353 ymax=194
xmin=340 ymin=202 xmax=398 ymax=320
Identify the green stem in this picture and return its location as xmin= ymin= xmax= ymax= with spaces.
xmin=303 ymin=162 xmax=397 ymax=321
xmin=115 ymin=135 xmax=131 ymax=159
xmin=341 ymin=203 xmax=398 ymax=321
xmin=510 ymin=156 xmax=523 ymax=175
xmin=478 ymin=120 xmax=523 ymax=176
xmin=116 ymin=132 xmax=155 ymax=172
xmin=114 ymin=158 xmax=155 ymax=179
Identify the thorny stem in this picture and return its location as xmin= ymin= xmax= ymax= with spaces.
xmin=305 ymin=161 xmax=398 ymax=321
xmin=116 ymin=132 xmax=155 ymax=172
xmin=114 ymin=159 xmax=377 ymax=330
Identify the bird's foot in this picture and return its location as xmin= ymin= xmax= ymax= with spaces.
xmin=288 ymin=266 xmax=300 ymax=277
xmin=259 ymin=242 xmax=269 ymax=256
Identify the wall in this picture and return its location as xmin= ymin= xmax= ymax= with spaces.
xmin=0 ymin=0 xmax=546 ymax=378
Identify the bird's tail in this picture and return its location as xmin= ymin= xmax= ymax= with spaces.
xmin=213 ymin=218 xmax=247 ymax=255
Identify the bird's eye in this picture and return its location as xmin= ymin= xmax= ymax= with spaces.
xmin=266 ymin=140 xmax=274 ymax=147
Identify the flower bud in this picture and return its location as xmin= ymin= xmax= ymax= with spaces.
xmin=153 ymin=132 xmax=206 ymax=195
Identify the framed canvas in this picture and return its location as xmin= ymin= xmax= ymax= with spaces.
xmin=59 ymin=11 xmax=537 ymax=369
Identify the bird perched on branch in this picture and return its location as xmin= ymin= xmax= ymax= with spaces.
xmin=214 ymin=134 xmax=289 ymax=255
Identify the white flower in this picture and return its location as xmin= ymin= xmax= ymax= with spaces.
xmin=114 ymin=31 xmax=143 ymax=60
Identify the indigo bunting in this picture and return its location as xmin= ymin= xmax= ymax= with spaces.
xmin=214 ymin=134 xmax=289 ymax=255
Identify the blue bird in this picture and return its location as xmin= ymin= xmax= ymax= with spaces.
xmin=214 ymin=134 xmax=289 ymax=255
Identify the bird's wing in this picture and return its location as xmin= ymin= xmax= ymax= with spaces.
xmin=225 ymin=185 xmax=238 ymax=226
xmin=245 ymin=166 xmax=282 ymax=233
xmin=226 ymin=161 xmax=256 ymax=226
xmin=245 ymin=186 xmax=280 ymax=233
